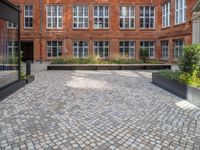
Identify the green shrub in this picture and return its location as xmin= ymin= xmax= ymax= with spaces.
xmin=179 ymin=44 xmax=200 ymax=73
xmin=160 ymin=70 xmax=181 ymax=81
xmin=148 ymin=60 xmax=161 ymax=64
xmin=51 ymin=57 xmax=66 ymax=64
xmin=160 ymin=44 xmax=200 ymax=88
xmin=180 ymin=71 xmax=200 ymax=88
xmin=159 ymin=70 xmax=200 ymax=88
xmin=139 ymin=48 xmax=149 ymax=63
xmin=51 ymin=57 xmax=162 ymax=65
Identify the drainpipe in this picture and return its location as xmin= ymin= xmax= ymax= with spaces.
xmin=39 ymin=0 xmax=43 ymax=64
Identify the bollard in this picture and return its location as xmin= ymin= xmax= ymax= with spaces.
xmin=26 ymin=60 xmax=31 ymax=76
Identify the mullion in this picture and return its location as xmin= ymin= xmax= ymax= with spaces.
xmin=56 ymin=6 xmax=58 ymax=28
xmin=128 ymin=7 xmax=131 ymax=28
xmin=103 ymin=6 xmax=105 ymax=28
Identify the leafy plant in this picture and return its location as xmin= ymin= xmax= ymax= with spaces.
xmin=51 ymin=57 xmax=65 ymax=64
xmin=179 ymin=44 xmax=200 ymax=73
xmin=160 ymin=44 xmax=200 ymax=89
xmin=139 ymin=48 xmax=149 ymax=63
xmin=160 ymin=70 xmax=181 ymax=81
xmin=51 ymin=57 xmax=161 ymax=65
xmin=19 ymin=51 xmax=27 ymax=80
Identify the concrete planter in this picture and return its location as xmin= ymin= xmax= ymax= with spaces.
xmin=47 ymin=64 xmax=171 ymax=70
xmin=0 ymin=80 xmax=26 ymax=101
xmin=25 ymin=75 xmax=35 ymax=84
xmin=152 ymin=72 xmax=200 ymax=107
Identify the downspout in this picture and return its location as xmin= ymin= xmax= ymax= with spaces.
xmin=18 ymin=7 xmax=21 ymax=80
xmin=39 ymin=0 xmax=43 ymax=63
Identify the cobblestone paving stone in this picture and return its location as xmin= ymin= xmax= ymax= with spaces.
xmin=0 ymin=66 xmax=200 ymax=150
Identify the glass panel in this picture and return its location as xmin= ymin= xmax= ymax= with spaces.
xmin=29 ymin=6 xmax=33 ymax=16
xmin=0 ymin=18 xmax=19 ymax=89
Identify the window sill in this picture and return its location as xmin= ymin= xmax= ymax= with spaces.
xmin=161 ymin=26 xmax=170 ymax=30
xmin=93 ymin=28 xmax=109 ymax=31
xmin=139 ymin=28 xmax=156 ymax=31
xmin=119 ymin=28 xmax=136 ymax=31
xmin=72 ymin=29 xmax=90 ymax=31
xmin=174 ymin=22 xmax=186 ymax=27
xmin=46 ymin=28 xmax=63 ymax=30
xmin=46 ymin=29 xmax=64 ymax=32
xmin=24 ymin=27 xmax=33 ymax=30
xmin=7 ymin=28 xmax=18 ymax=30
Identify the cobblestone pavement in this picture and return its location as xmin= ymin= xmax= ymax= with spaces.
xmin=0 ymin=66 xmax=200 ymax=150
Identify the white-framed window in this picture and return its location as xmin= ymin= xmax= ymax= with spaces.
xmin=120 ymin=6 xmax=135 ymax=29
xmin=73 ymin=5 xmax=89 ymax=29
xmin=161 ymin=41 xmax=169 ymax=59
xmin=24 ymin=5 xmax=33 ymax=28
xmin=93 ymin=41 xmax=109 ymax=58
xmin=140 ymin=6 xmax=155 ymax=29
xmin=6 ymin=41 xmax=19 ymax=57
xmin=174 ymin=40 xmax=184 ymax=60
xmin=119 ymin=41 xmax=135 ymax=58
xmin=140 ymin=41 xmax=155 ymax=58
xmin=73 ymin=41 xmax=89 ymax=58
xmin=7 ymin=22 xmax=18 ymax=29
xmin=162 ymin=2 xmax=170 ymax=27
xmin=94 ymin=6 xmax=109 ymax=29
xmin=46 ymin=5 xmax=63 ymax=29
xmin=175 ymin=0 xmax=186 ymax=24
xmin=46 ymin=41 xmax=62 ymax=58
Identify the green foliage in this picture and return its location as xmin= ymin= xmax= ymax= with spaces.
xmin=51 ymin=57 xmax=159 ymax=65
xmin=51 ymin=57 xmax=66 ymax=64
xmin=160 ymin=70 xmax=200 ymax=88
xmin=190 ymin=71 xmax=200 ymax=88
xmin=139 ymin=48 xmax=149 ymax=63
xmin=160 ymin=44 xmax=200 ymax=89
xmin=147 ymin=60 xmax=161 ymax=64
xmin=179 ymin=44 xmax=200 ymax=73
xmin=20 ymin=51 xmax=27 ymax=80
xmin=160 ymin=70 xmax=182 ymax=81
xmin=180 ymin=71 xmax=200 ymax=88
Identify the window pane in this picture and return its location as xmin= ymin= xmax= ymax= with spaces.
xmin=94 ymin=6 xmax=109 ymax=29
xmin=47 ymin=5 xmax=63 ymax=29
xmin=140 ymin=6 xmax=154 ymax=28
xmin=46 ymin=41 xmax=62 ymax=57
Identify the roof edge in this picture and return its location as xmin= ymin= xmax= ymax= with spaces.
xmin=0 ymin=0 xmax=20 ymax=11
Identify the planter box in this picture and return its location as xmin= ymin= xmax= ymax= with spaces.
xmin=47 ymin=64 xmax=171 ymax=70
xmin=152 ymin=73 xmax=200 ymax=107
xmin=0 ymin=80 xmax=26 ymax=101
xmin=25 ymin=75 xmax=35 ymax=84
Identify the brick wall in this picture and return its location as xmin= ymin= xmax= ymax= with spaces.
xmin=8 ymin=0 xmax=196 ymax=63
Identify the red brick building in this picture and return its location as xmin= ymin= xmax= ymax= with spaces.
xmin=7 ymin=0 xmax=196 ymax=63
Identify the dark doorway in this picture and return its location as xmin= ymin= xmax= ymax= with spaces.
xmin=21 ymin=41 xmax=34 ymax=62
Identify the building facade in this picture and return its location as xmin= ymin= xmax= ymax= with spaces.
xmin=192 ymin=0 xmax=200 ymax=44
xmin=8 ymin=0 xmax=196 ymax=63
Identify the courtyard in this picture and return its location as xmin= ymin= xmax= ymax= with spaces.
xmin=0 ymin=64 xmax=200 ymax=150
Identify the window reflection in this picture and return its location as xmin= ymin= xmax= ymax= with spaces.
xmin=0 ymin=19 xmax=19 ymax=89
